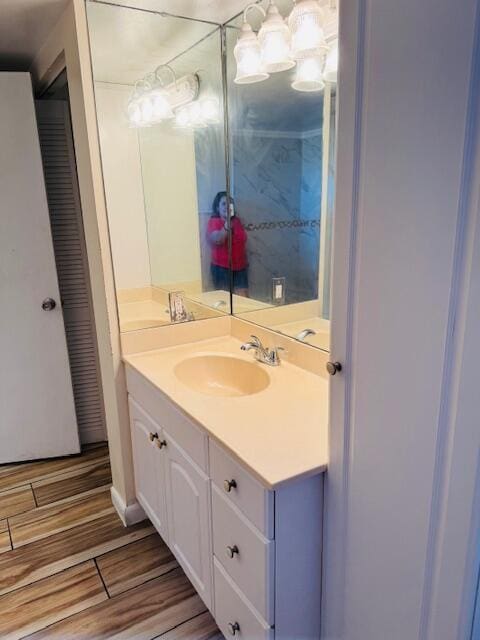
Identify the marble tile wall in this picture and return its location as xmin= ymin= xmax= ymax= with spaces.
xmin=231 ymin=132 xmax=322 ymax=305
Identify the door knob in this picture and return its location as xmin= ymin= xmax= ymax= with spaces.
xmin=41 ymin=298 xmax=56 ymax=311
xmin=326 ymin=361 xmax=342 ymax=376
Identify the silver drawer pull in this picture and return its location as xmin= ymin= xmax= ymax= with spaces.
xmin=156 ymin=439 xmax=167 ymax=449
xmin=226 ymin=544 xmax=239 ymax=559
xmin=148 ymin=432 xmax=158 ymax=442
xmin=224 ymin=478 xmax=237 ymax=493
xmin=227 ymin=622 xmax=240 ymax=636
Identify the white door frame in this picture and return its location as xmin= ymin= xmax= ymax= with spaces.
xmin=322 ymin=0 xmax=480 ymax=638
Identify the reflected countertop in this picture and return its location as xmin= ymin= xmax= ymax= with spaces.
xmin=123 ymin=335 xmax=328 ymax=489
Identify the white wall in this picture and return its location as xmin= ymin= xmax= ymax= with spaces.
xmin=30 ymin=0 xmax=139 ymax=515
xmin=95 ymin=82 xmax=151 ymax=290
xmin=139 ymin=126 xmax=202 ymax=287
xmin=324 ymin=0 xmax=480 ymax=639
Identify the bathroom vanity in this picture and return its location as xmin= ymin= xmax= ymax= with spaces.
xmin=124 ymin=335 xmax=328 ymax=639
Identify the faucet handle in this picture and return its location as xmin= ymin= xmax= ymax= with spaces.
xmin=249 ymin=335 xmax=262 ymax=347
xmin=269 ymin=345 xmax=285 ymax=365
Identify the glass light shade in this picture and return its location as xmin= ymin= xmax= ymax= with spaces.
xmin=291 ymin=55 xmax=325 ymax=92
xmin=288 ymin=0 xmax=328 ymax=60
xmin=258 ymin=4 xmax=294 ymax=73
xmin=324 ymin=39 xmax=338 ymax=83
xmin=234 ymin=22 xmax=269 ymax=84
xmin=150 ymin=89 xmax=174 ymax=121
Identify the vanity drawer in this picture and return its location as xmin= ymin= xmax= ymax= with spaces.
xmin=210 ymin=440 xmax=274 ymax=538
xmin=214 ymin=558 xmax=273 ymax=640
xmin=212 ymin=484 xmax=274 ymax=624
xmin=125 ymin=364 xmax=208 ymax=471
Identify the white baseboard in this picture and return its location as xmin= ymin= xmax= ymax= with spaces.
xmin=110 ymin=486 xmax=146 ymax=526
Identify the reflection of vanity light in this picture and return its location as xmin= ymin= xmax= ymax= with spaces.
xmin=291 ymin=55 xmax=325 ymax=92
xmin=234 ymin=15 xmax=269 ymax=84
xmin=288 ymin=0 xmax=328 ymax=60
xmin=233 ymin=0 xmax=338 ymax=91
xmin=258 ymin=2 xmax=295 ymax=73
xmin=150 ymin=88 xmax=174 ymax=122
xmin=324 ymin=39 xmax=338 ymax=83
xmin=174 ymin=98 xmax=220 ymax=129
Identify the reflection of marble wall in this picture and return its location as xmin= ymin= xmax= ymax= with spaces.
xmin=232 ymin=132 xmax=321 ymax=304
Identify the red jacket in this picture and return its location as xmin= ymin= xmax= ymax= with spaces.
xmin=207 ymin=216 xmax=248 ymax=271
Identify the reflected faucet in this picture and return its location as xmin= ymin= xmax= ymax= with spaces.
xmin=213 ymin=300 xmax=227 ymax=309
xmin=296 ymin=328 xmax=316 ymax=342
xmin=241 ymin=335 xmax=284 ymax=366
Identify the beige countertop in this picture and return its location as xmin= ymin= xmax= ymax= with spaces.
xmin=123 ymin=335 xmax=328 ymax=489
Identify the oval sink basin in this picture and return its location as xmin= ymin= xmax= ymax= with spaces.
xmin=174 ymin=355 xmax=270 ymax=397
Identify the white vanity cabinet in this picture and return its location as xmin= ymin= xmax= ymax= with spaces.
xmin=163 ymin=433 xmax=213 ymax=610
xmin=126 ymin=364 xmax=323 ymax=639
xmin=129 ymin=397 xmax=168 ymax=541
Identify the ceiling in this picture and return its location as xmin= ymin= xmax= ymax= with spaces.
xmin=0 ymin=0 xmax=69 ymax=70
xmin=0 ymin=0 xmax=251 ymax=72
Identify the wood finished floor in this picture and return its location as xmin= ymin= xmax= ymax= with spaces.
xmin=0 ymin=443 xmax=222 ymax=640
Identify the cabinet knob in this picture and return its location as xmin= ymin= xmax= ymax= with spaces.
xmin=156 ymin=439 xmax=167 ymax=449
xmin=149 ymin=432 xmax=159 ymax=442
xmin=227 ymin=622 xmax=240 ymax=636
xmin=326 ymin=361 xmax=342 ymax=376
xmin=226 ymin=544 xmax=239 ymax=559
xmin=223 ymin=479 xmax=237 ymax=493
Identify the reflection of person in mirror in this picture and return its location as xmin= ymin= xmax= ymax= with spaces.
xmin=207 ymin=191 xmax=249 ymax=297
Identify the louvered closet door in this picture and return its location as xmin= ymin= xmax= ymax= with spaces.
xmin=36 ymin=100 xmax=106 ymax=444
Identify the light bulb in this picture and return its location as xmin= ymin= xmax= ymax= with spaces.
xmin=324 ymin=39 xmax=338 ymax=83
xmin=174 ymin=107 xmax=190 ymax=128
xmin=139 ymin=95 xmax=153 ymax=125
xmin=258 ymin=3 xmax=294 ymax=73
xmin=292 ymin=55 xmax=325 ymax=92
xmin=150 ymin=89 xmax=174 ymax=121
xmin=288 ymin=0 xmax=328 ymax=60
xmin=127 ymin=101 xmax=142 ymax=127
xmin=234 ymin=21 xmax=269 ymax=84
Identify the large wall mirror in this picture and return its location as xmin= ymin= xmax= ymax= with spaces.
xmin=87 ymin=0 xmax=337 ymax=353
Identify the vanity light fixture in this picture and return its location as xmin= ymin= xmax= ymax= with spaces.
xmin=233 ymin=0 xmax=338 ymax=92
xmin=291 ymin=54 xmax=326 ymax=92
xmin=288 ymin=0 xmax=328 ymax=60
xmin=234 ymin=5 xmax=269 ymax=84
xmin=174 ymin=97 xmax=220 ymax=129
xmin=258 ymin=1 xmax=295 ymax=73
xmin=127 ymin=69 xmax=200 ymax=128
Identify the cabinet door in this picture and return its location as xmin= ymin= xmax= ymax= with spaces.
xmin=164 ymin=434 xmax=212 ymax=610
xmin=129 ymin=397 xmax=168 ymax=541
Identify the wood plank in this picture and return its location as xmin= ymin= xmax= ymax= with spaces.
xmin=0 ymin=561 xmax=107 ymax=640
xmin=0 ymin=485 xmax=35 ymax=519
xmin=159 ymin=611 xmax=223 ymax=640
xmin=96 ymin=534 xmax=179 ymax=596
xmin=0 ymin=512 xmax=154 ymax=596
xmin=23 ymin=567 xmax=206 ymax=640
xmin=9 ymin=486 xmax=114 ymax=548
xmin=0 ymin=520 xmax=11 ymax=554
xmin=0 ymin=444 xmax=109 ymax=492
xmin=32 ymin=459 xmax=112 ymax=506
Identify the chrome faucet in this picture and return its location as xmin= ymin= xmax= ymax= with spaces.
xmin=296 ymin=328 xmax=316 ymax=342
xmin=240 ymin=335 xmax=284 ymax=366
